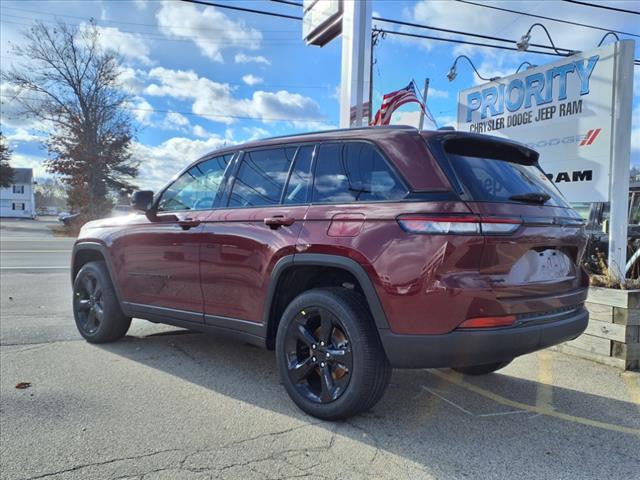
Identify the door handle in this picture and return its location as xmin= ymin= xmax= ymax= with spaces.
xmin=178 ymin=219 xmax=201 ymax=230
xmin=264 ymin=216 xmax=295 ymax=230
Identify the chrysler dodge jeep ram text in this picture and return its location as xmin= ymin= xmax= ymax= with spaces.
xmin=71 ymin=126 xmax=589 ymax=419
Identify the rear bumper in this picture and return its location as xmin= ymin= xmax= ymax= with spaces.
xmin=379 ymin=307 xmax=588 ymax=368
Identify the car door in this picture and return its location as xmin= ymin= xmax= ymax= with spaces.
xmin=115 ymin=154 xmax=234 ymax=319
xmin=200 ymin=145 xmax=315 ymax=324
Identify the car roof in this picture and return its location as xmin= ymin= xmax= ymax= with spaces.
xmin=206 ymin=125 xmax=418 ymax=157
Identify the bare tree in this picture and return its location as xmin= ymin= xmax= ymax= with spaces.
xmin=2 ymin=20 xmax=138 ymax=218
xmin=0 ymin=132 xmax=14 ymax=188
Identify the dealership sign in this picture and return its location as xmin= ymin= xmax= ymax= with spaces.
xmin=456 ymin=41 xmax=633 ymax=203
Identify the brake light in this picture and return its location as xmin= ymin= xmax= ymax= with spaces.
xmin=397 ymin=215 xmax=521 ymax=235
xmin=457 ymin=315 xmax=517 ymax=329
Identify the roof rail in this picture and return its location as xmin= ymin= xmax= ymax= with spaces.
xmin=259 ymin=125 xmax=417 ymax=142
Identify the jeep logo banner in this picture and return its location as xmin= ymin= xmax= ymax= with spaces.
xmin=456 ymin=42 xmax=629 ymax=203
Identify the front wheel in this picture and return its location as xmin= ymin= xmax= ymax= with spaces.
xmin=452 ymin=360 xmax=512 ymax=375
xmin=73 ymin=261 xmax=131 ymax=343
xmin=276 ymin=288 xmax=391 ymax=420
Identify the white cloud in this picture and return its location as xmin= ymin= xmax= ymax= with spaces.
xmin=6 ymin=153 xmax=49 ymax=178
xmin=119 ymin=67 xmax=148 ymax=94
xmin=242 ymin=74 xmax=264 ymax=86
xmin=0 ymin=84 xmax=42 ymax=129
xmin=165 ymin=111 xmax=189 ymax=127
xmin=192 ymin=125 xmax=209 ymax=138
xmin=133 ymin=0 xmax=147 ymax=10
xmin=127 ymin=97 xmax=154 ymax=125
xmin=144 ymin=67 xmax=323 ymax=125
xmin=5 ymin=128 xmax=43 ymax=146
xmin=156 ymin=0 xmax=262 ymax=62
xmin=235 ymin=53 xmax=271 ymax=66
xmin=427 ymin=88 xmax=448 ymax=99
xmin=83 ymin=24 xmax=152 ymax=65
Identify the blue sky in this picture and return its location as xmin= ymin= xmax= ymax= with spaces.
xmin=1 ymin=0 xmax=639 ymax=190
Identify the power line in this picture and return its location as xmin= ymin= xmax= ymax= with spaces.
xmin=455 ymin=0 xmax=640 ymax=38
xmin=178 ymin=0 xmax=302 ymax=21
xmin=0 ymin=5 xmax=300 ymax=33
xmin=269 ymin=0 xmax=303 ymax=6
xmin=375 ymin=28 xmax=565 ymax=57
xmin=372 ymin=16 xmax=575 ymax=54
xmin=0 ymin=16 xmax=300 ymax=44
xmin=562 ymin=0 xmax=640 ymax=15
xmin=0 ymin=94 xmax=336 ymax=123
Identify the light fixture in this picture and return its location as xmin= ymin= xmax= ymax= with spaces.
xmin=597 ymin=31 xmax=620 ymax=47
xmin=515 ymin=61 xmax=537 ymax=73
xmin=517 ymin=23 xmax=577 ymax=56
xmin=446 ymin=55 xmax=499 ymax=83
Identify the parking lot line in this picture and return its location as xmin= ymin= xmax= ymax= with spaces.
xmin=536 ymin=351 xmax=554 ymax=412
xmin=429 ymin=369 xmax=640 ymax=436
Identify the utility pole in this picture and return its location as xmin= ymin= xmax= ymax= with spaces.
xmin=340 ymin=0 xmax=372 ymax=128
xmin=418 ymin=78 xmax=430 ymax=131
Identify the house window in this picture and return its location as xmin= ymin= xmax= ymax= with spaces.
xmin=12 ymin=202 xmax=25 ymax=210
xmin=13 ymin=185 xmax=25 ymax=194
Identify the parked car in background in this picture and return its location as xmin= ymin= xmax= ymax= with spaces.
xmin=58 ymin=211 xmax=81 ymax=227
xmin=70 ymin=126 xmax=589 ymax=419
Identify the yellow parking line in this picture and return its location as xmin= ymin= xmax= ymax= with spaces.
xmin=536 ymin=351 xmax=554 ymax=412
xmin=429 ymin=369 xmax=640 ymax=436
xmin=621 ymin=373 xmax=640 ymax=415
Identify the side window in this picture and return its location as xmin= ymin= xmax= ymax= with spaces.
xmin=157 ymin=154 xmax=233 ymax=212
xmin=312 ymin=142 xmax=406 ymax=203
xmin=228 ymin=148 xmax=295 ymax=207
xmin=283 ymin=145 xmax=314 ymax=204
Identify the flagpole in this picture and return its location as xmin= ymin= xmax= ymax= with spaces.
xmin=417 ymin=78 xmax=430 ymax=131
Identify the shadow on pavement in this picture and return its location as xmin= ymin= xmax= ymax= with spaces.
xmin=98 ymin=328 xmax=640 ymax=478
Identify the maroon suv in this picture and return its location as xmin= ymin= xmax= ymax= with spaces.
xmin=71 ymin=126 xmax=589 ymax=419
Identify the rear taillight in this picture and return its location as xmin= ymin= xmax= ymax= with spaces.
xmin=457 ymin=315 xmax=517 ymax=329
xmin=397 ymin=215 xmax=521 ymax=235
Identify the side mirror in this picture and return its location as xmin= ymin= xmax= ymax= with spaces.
xmin=131 ymin=190 xmax=154 ymax=212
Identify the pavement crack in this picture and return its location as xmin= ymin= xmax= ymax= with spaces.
xmin=21 ymin=448 xmax=183 ymax=480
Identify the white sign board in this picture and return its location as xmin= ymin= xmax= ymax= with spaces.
xmin=457 ymin=42 xmax=626 ymax=203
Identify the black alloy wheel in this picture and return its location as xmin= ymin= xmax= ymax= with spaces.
xmin=284 ymin=306 xmax=353 ymax=404
xmin=276 ymin=288 xmax=391 ymax=420
xmin=73 ymin=261 xmax=131 ymax=343
xmin=75 ymin=271 xmax=105 ymax=335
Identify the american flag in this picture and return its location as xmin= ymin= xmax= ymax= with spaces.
xmin=370 ymin=81 xmax=425 ymax=126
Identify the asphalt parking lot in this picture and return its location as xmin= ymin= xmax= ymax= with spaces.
xmin=1 ymin=218 xmax=639 ymax=480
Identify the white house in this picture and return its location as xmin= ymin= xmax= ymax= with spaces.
xmin=0 ymin=168 xmax=36 ymax=218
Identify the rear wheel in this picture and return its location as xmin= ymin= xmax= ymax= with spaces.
xmin=452 ymin=360 xmax=512 ymax=375
xmin=276 ymin=288 xmax=391 ymax=420
xmin=73 ymin=261 xmax=131 ymax=343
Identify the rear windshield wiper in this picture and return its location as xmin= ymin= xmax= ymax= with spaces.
xmin=509 ymin=192 xmax=551 ymax=204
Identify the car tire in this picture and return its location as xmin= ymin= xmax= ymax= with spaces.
xmin=276 ymin=287 xmax=391 ymax=420
xmin=73 ymin=261 xmax=131 ymax=343
xmin=452 ymin=360 xmax=512 ymax=375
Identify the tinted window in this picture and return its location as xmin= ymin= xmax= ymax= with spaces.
xmin=447 ymin=153 xmax=569 ymax=207
xmin=283 ymin=145 xmax=314 ymax=204
xmin=157 ymin=154 xmax=232 ymax=211
xmin=228 ymin=148 xmax=295 ymax=207
xmin=312 ymin=142 xmax=406 ymax=203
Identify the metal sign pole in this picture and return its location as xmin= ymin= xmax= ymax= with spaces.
xmin=340 ymin=0 xmax=372 ymax=128
xmin=607 ymin=39 xmax=635 ymax=282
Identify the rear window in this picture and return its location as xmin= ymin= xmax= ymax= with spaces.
xmin=443 ymin=139 xmax=569 ymax=207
